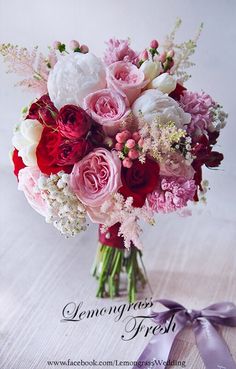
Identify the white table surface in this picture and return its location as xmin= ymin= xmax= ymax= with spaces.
xmin=0 ymin=0 xmax=236 ymax=368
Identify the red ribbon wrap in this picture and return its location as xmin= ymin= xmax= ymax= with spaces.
xmin=98 ymin=223 xmax=125 ymax=249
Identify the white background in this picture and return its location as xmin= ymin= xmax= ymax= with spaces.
xmin=0 ymin=1 xmax=236 ymax=368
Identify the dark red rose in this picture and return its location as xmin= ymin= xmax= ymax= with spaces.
xmin=57 ymin=105 xmax=93 ymax=140
xmin=169 ymin=83 xmax=186 ymax=101
xmin=205 ymin=151 xmax=224 ymax=168
xmin=27 ymin=94 xmax=58 ymax=126
xmin=36 ymin=127 xmax=73 ymax=175
xmin=57 ymin=139 xmax=92 ymax=166
xmin=12 ymin=149 xmax=26 ymax=178
xmin=119 ymin=158 xmax=160 ymax=207
xmin=89 ymin=123 xmax=105 ymax=147
xmin=208 ymin=131 xmax=220 ymax=146
xmin=192 ymin=135 xmax=211 ymax=166
xmin=192 ymin=135 xmax=223 ymax=168
xmin=191 ymin=134 xmax=224 ymax=201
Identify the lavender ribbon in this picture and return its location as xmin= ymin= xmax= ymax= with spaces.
xmin=133 ymin=299 xmax=236 ymax=369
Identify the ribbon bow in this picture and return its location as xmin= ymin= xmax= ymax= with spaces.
xmin=133 ymin=299 xmax=236 ymax=369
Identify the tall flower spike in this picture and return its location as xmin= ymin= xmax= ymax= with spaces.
xmin=0 ymin=43 xmax=57 ymax=94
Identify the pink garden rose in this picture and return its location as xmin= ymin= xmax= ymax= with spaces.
xmin=106 ymin=61 xmax=147 ymax=104
xmin=70 ymin=148 xmax=122 ymax=223
xmin=84 ymin=88 xmax=131 ymax=136
xmin=160 ymin=152 xmax=195 ymax=179
xmin=18 ymin=167 xmax=48 ymax=216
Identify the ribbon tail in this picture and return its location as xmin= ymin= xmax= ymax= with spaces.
xmin=132 ymin=313 xmax=186 ymax=369
xmin=194 ymin=318 xmax=236 ymax=369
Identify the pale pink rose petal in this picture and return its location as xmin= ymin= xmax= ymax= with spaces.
xmin=18 ymin=167 xmax=48 ymax=216
xmin=160 ymin=152 xmax=195 ymax=179
xmin=69 ymin=148 xmax=122 ymax=210
xmin=84 ymin=88 xmax=131 ymax=136
xmin=106 ymin=61 xmax=147 ymax=104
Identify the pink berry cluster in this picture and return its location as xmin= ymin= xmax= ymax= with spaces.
xmin=53 ymin=40 xmax=89 ymax=54
xmin=115 ymin=130 xmax=143 ymax=168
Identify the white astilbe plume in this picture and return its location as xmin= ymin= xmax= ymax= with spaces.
xmin=162 ymin=18 xmax=203 ymax=82
xmin=37 ymin=172 xmax=87 ymax=236
xmin=137 ymin=115 xmax=192 ymax=163
xmin=0 ymin=44 xmax=57 ymax=94
xmin=101 ymin=193 xmax=155 ymax=249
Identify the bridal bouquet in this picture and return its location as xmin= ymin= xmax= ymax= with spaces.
xmin=1 ymin=20 xmax=227 ymax=302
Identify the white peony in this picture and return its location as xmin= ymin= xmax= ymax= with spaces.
xmin=132 ymin=89 xmax=191 ymax=128
xmin=12 ymin=119 xmax=43 ymax=166
xmin=140 ymin=60 xmax=161 ymax=81
xmin=148 ymin=73 xmax=177 ymax=94
xmin=47 ymin=53 xmax=106 ymax=109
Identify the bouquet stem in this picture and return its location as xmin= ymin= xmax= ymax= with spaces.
xmin=92 ymin=223 xmax=147 ymax=303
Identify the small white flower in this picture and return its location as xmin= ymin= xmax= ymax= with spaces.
xmin=148 ymin=73 xmax=177 ymax=94
xmin=12 ymin=119 xmax=43 ymax=166
xmin=140 ymin=60 xmax=161 ymax=81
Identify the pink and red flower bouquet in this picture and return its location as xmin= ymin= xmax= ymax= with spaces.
xmin=1 ymin=21 xmax=227 ymax=302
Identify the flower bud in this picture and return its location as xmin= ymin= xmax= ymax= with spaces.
xmin=159 ymin=52 xmax=167 ymax=64
xmin=140 ymin=60 xmax=161 ymax=81
xmin=53 ymin=41 xmax=61 ymax=50
xmin=139 ymin=50 xmax=148 ymax=61
xmin=150 ymin=39 xmax=159 ymax=49
xmin=167 ymin=49 xmax=175 ymax=58
xmin=70 ymin=40 xmax=80 ymax=51
xmin=80 ymin=44 xmax=89 ymax=53
xmin=149 ymin=73 xmax=177 ymax=94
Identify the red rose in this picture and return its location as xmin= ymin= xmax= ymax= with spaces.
xmin=36 ymin=128 xmax=73 ymax=175
xmin=169 ymin=83 xmax=186 ymax=101
xmin=57 ymin=139 xmax=92 ymax=166
xmin=57 ymin=105 xmax=93 ymax=140
xmin=191 ymin=134 xmax=223 ymax=201
xmin=192 ymin=135 xmax=223 ymax=169
xmin=12 ymin=149 xmax=26 ymax=178
xmin=27 ymin=94 xmax=58 ymax=126
xmin=119 ymin=158 xmax=160 ymax=207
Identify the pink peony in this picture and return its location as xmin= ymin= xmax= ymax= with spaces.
xmin=160 ymin=152 xmax=195 ymax=179
xmin=179 ymin=91 xmax=215 ymax=136
xmin=84 ymin=89 xmax=131 ymax=136
xmin=106 ymin=61 xmax=147 ymax=104
xmin=18 ymin=167 xmax=48 ymax=216
xmin=69 ymin=148 xmax=122 ymax=222
xmin=104 ymin=38 xmax=139 ymax=66
xmin=147 ymin=176 xmax=196 ymax=213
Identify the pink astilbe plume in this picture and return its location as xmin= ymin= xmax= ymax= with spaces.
xmin=147 ymin=176 xmax=196 ymax=213
xmin=0 ymin=44 xmax=57 ymax=95
xmin=104 ymin=38 xmax=139 ymax=66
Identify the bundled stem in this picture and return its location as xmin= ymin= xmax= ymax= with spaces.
xmin=92 ymin=244 xmax=146 ymax=303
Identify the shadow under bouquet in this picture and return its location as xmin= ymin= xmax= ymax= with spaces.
xmin=1 ymin=20 xmax=227 ymax=302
